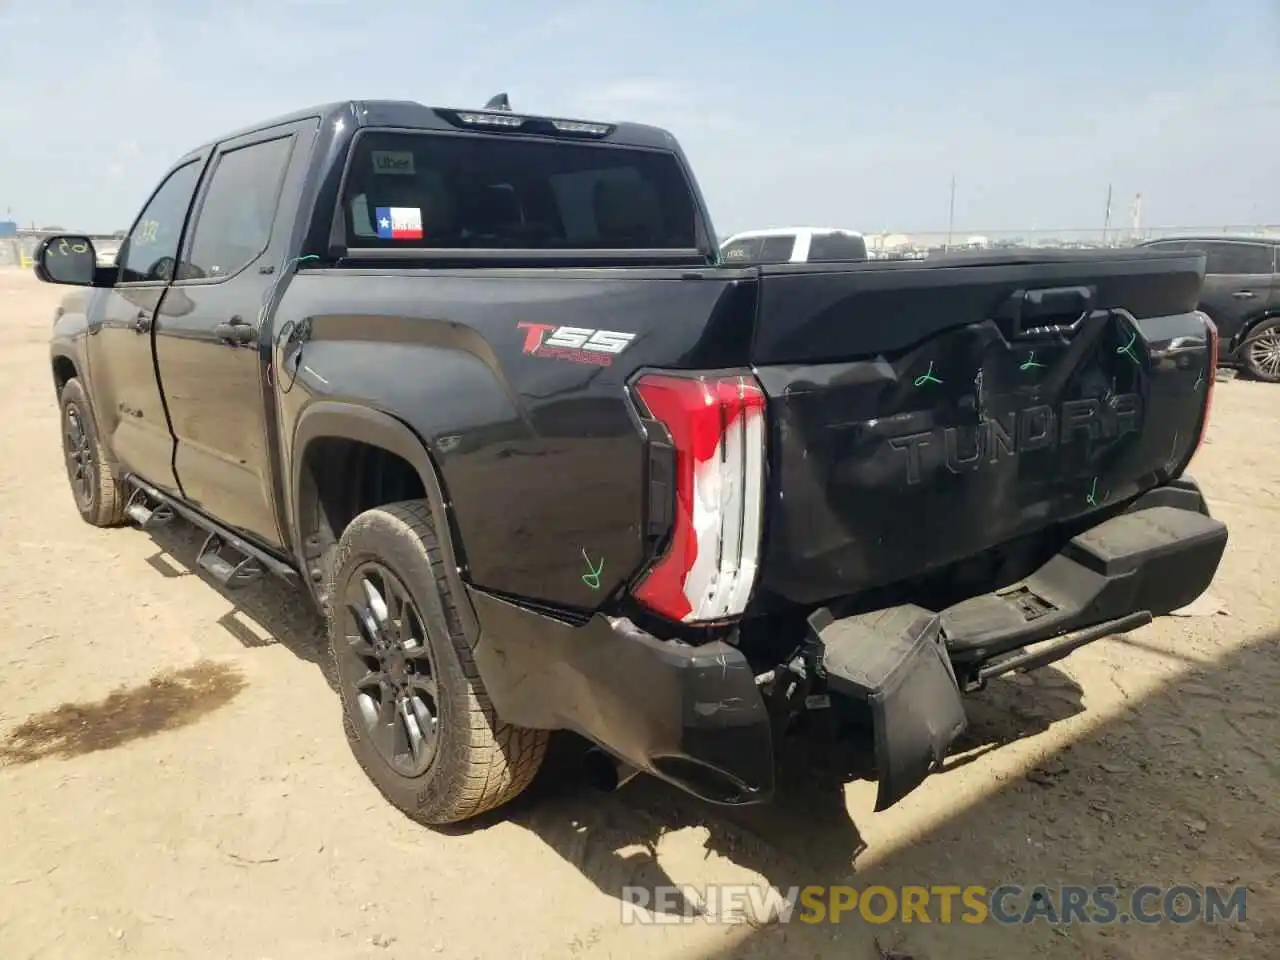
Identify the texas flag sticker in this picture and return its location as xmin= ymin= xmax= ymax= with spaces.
xmin=375 ymin=206 xmax=424 ymax=240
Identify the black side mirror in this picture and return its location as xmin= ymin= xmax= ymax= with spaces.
xmin=35 ymin=235 xmax=98 ymax=286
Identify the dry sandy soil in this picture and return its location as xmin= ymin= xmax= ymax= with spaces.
xmin=0 ymin=266 xmax=1276 ymax=960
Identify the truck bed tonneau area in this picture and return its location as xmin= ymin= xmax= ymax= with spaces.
xmin=38 ymin=97 xmax=1227 ymax=825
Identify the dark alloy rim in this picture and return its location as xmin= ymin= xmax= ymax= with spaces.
xmin=1247 ymin=328 xmax=1280 ymax=380
xmin=62 ymin=402 xmax=95 ymax=508
xmin=340 ymin=562 xmax=442 ymax=778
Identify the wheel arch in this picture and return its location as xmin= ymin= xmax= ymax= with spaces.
xmin=51 ymin=350 xmax=79 ymax=397
xmin=1228 ymin=309 xmax=1280 ymax=355
xmin=290 ymin=401 xmax=477 ymax=638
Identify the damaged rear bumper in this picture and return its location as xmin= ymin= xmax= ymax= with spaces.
xmin=469 ymin=590 xmax=776 ymax=805
xmin=468 ymin=476 xmax=1226 ymax=814
xmin=810 ymin=475 xmax=1227 ymax=810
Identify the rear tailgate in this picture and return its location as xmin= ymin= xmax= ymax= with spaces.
xmin=750 ymin=249 xmax=1213 ymax=606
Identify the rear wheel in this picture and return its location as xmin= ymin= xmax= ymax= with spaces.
xmin=58 ymin=377 xmax=126 ymax=527
xmin=1242 ymin=319 xmax=1280 ymax=383
xmin=327 ymin=500 xmax=548 ymax=825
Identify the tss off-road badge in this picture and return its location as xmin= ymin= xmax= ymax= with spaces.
xmin=517 ymin=323 xmax=636 ymax=367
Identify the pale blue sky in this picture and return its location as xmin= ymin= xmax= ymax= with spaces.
xmin=1 ymin=0 xmax=1276 ymax=235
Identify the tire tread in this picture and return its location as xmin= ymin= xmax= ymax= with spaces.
xmin=60 ymin=378 xmax=126 ymax=527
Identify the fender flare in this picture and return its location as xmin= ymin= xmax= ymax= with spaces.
xmin=1230 ymin=310 xmax=1280 ymax=354
xmin=50 ymin=346 xmax=80 ymax=392
xmin=50 ymin=345 xmax=121 ymax=472
xmin=290 ymin=401 xmax=478 ymax=640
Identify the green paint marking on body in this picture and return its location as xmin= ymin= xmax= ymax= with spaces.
xmin=913 ymin=361 xmax=943 ymax=387
xmin=581 ymin=549 xmax=604 ymax=590
xmin=1117 ymin=331 xmax=1141 ymax=365
xmin=1086 ymin=477 xmax=1098 ymax=506
xmin=1020 ymin=351 xmax=1046 ymax=371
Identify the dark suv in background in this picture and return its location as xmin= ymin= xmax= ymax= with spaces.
xmin=1138 ymin=236 xmax=1280 ymax=381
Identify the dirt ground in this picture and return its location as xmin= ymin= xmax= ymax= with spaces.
xmin=0 ymin=266 xmax=1276 ymax=960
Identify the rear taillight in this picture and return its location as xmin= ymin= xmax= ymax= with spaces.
xmin=629 ymin=372 xmax=767 ymax=624
xmin=1191 ymin=311 xmax=1218 ymax=461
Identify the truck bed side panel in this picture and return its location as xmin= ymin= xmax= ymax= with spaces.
xmin=271 ymin=269 xmax=753 ymax=612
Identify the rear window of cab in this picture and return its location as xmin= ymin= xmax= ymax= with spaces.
xmin=341 ymin=131 xmax=699 ymax=250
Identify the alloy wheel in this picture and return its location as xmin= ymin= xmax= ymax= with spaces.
xmin=340 ymin=562 xmax=442 ymax=778
xmin=1248 ymin=329 xmax=1280 ymax=381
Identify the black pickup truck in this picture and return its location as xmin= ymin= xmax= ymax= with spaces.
xmin=37 ymin=98 xmax=1228 ymax=825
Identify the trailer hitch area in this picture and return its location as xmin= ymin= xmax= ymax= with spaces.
xmin=760 ymin=625 xmax=839 ymax=743
xmin=800 ymin=604 xmax=969 ymax=812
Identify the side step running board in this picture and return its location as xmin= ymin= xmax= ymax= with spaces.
xmin=123 ymin=476 xmax=298 ymax=591
xmin=197 ymin=532 xmax=266 ymax=590
xmin=125 ymin=487 xmax=175 ymax=529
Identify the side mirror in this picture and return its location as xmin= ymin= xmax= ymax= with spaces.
xmin=35 ymin=235 xmax=99 ymax=286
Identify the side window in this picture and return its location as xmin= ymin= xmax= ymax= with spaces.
xmin=758 ymin=235 xmax=796 ymax=262
xmin=120 ymin=161 xmax=202 ymax=283
xmin=180 ymin=136 xmax=294 ymax=280
xmin=1229 ymin=243 xmax=1274 ymax=275
xmin=1203 ymin=242 xmax=1273 ymax=276
xmin=721 ymin=238 xmax=764 ymax=262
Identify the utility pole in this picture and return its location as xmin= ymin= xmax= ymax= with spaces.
xmin=1102 ymin=183 xmax=1113 ymax=245
xmin=946 ymin=175 xmax=956 ymax=251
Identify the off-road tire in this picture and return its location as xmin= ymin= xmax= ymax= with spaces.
xmin=1242 ymin=318 xmax=1280 ymax=383
xmin=58 ymin=377 xmax=127 ymax=527
xmin=327 ymin=500 xmax=548 ymax=825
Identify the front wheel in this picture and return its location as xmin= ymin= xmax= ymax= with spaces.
xmin=1242 ymin=318 xmax=1280 ymax=383
xmin=58 ymin=377 xmax=126 ymax=527
xmin=327 ymin=500 xmax=548 ymax=825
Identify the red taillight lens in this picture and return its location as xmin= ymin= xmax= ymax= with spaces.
xmin=629 ymin=372 xmax=767 ymax=624
xmin=1191 ymin=311 xmax=1218 ymax=462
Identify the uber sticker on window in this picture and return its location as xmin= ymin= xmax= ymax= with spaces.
xmin=371 ymin=150 xmax=416 ymax=175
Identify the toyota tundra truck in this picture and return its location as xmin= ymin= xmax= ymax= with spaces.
xmin=36 ymin=98 xmax=1227 ymax=825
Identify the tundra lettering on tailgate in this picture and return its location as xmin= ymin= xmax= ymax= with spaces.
xmin=888 ymin=394 xmax=1142 ymax=485
xmin=517 ymin=322 xmax=636 ymax=367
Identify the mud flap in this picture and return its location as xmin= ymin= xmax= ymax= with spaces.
xmin=809 ymin=605 xmax=968 ymax=812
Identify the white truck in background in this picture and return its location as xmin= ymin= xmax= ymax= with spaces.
xmin=720 ymin=226 xmax=870 ymax=264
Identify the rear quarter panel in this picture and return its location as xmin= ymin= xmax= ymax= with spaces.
xmin=272 ymin=268 xmax=753 ymax=612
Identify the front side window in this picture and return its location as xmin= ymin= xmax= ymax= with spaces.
xmin=120 ymin=161 xmax=202 ymax=283
xmin=342 ymin=131 xmax=698 ymax=250
xmin=180 ymin=135 xmax=294 ymax=280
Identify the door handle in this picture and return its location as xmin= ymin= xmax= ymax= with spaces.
xmin=1233 ymin=291 xmax=1257 ymax=299
xmin=132 ymin=311 xmax=152 ymax=334
xmin=213 ymin=315 xmax=256 ymax=347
